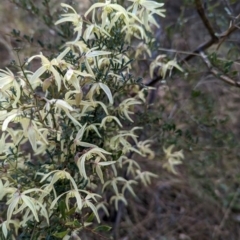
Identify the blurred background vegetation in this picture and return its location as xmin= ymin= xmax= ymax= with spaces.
xmin=1 ymin=0 xmax=240 ymax=239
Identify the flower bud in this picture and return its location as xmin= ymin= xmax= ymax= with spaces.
xmin=42 ymin=77 xmax=52 ymax=91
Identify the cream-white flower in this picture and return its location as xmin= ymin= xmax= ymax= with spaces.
xmin=48 ymin=99 xmax=81 ymax=127
xmin=40 ymin=170 xmax=79 ymax=191
xmin=150 ymin=55 xmax=183 ymax=79
xmin=71 ymin=123 xmax=97 ymax=153
xmin=85 ymin=0 xmax=129 ymax=29
xmin=162 ymin=145 xmax=184 ymax=175
xmin=55 ymin=3 xmax=83 ymax=40
xmin=27 ymin=48 xmax=70 ymax=92
xmin=135 ymin=170 xmax=158 ymax=186
xmin=118 ymin=98 xmax=141 ymax=122
xmin=6 ymin=188 xmax=49 ymax=226
xmin=100 ymin=116 xmax=122 ymax=129
xmin=0 ymin=68 xmax=21 ymax=107
xmin=75 ymin=147 xmax=111 ymax=179
xmin=0 ymin=219 xmax=20 ymax=239
xmin=92 ymin=156 xmax=115 ymax=184
xmin=86 ymin=82 xmax=113 ymax=105
xmin=137 ymin=139 xmax=155 ymax=159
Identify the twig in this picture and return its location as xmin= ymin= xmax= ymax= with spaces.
xmin=195 ymin=0 xmax=218 ymax=40
xmin=199 ymin=51 xmax=240 ymax=87
xmin=212 ymin=187 xmax=240 ymax=238
xmin=216 ymin=16 xmax=240 ymax=50
xmin=181 ymin=8 xmax=238 ymax=63
xmin=84 ymin=226 xmax=112 ymax=240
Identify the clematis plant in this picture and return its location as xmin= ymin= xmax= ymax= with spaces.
xmin=0 ymin=0 xmax=182 ymax=239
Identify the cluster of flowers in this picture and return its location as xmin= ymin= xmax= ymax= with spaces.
xmin=0 ymin=0 xmax=171 ymax=239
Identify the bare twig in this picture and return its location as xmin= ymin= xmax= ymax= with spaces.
xmin=199 ymin=51 xmax=240 ymax=87
xmin=216 ymin=15 xmax=240 ymax=50
xmin=212 ymin=188 xmax=240 ymax=238
xmin=195 ymin=0 xmax=218 ymax=40
xmin=181 ymin=8 xmax=238 ymax=63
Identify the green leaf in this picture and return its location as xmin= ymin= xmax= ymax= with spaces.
xmin=73 ymin=219 xmax=81 ymax=227
xmin=191 ymin=90 xmax=201 ymax=98
xmin=66 ymin=206 xmax=77 ymax=216
xmin=86 ymin=212 xmax=95 ymax=222
xmin=53 ymin=230 xmax=69 ymax=238
xmin=59 ymin=200 xmax=66 ymax=220
xmin=93 ymin=225 xmax=112 ymax=232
